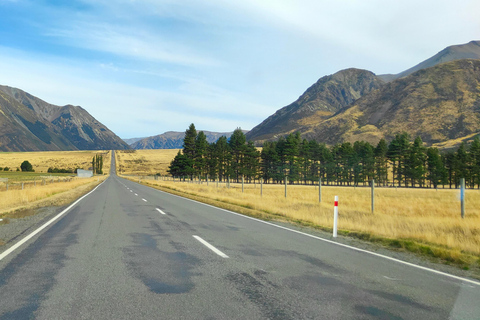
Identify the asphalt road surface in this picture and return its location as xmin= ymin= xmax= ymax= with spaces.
xmin=0 ymin=152 xmax=479 ymax=319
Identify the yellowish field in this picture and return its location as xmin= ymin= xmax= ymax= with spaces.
xmin=0 ymin=150 xmax=111 ymax=174
xmin=115 ymin=149 xmax=180 ymax=176
xmin=0 ymin=176 xmax=107 ymax=216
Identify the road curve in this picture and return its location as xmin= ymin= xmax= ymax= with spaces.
xmin=0 ymin=152 xmax=478 ymax=319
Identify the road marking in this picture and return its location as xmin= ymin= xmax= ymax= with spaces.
xmin=135 ymin=193 xmax=138 ymax=196
xmin=0 ymin=179 xmax=107 ymax=262
xmin=156 ymin=208 xmax=166 ymax=215
xmin=193 ymin=235 xmax=229 ymax=258
xmin=142 ymin=198 xmax=147 ymax=202
xmin=130 ymin=190 xmax=133 ymax=192
xmin=153 ymin=188 xmax=480 ymax=287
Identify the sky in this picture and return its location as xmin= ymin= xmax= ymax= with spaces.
xmin=0 ymin=0 xmax=479 ymax=139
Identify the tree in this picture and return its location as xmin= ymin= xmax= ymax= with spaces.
xmin=426 ymin=147 xmax=447 ymax=188
xmin=183 ymin=123 xmax=197 ymax=162
xmin=194 ymin=131 xmax=208 ymax=177
xmin=168 ymin=151 xmax=193 ymax=179
xmin=469 ymin=136 xmax=480 ymax=188
xmin=229 ymin=128 xmax=247 ymax=182
xmin=20 ymin=160 xmax=34 ymax=172
xmin=374 ymin=139 xmax=389 ymax=186
xmin=406 ymin=137 xmax=426 ymax=187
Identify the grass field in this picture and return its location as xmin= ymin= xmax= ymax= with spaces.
xmin=0 ymin=150 xmax=111 ymax=223
xmin=0 ymin=150 xmax=111 ymax=174
xmin=0 ymin=176 xmax=106 ymax=217
xmin=116 ymin=149 xmax=179 ymax=176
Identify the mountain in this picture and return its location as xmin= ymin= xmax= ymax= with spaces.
xmin=131 ymin=131 xmax=246 ymax=149
xmin=0 ymin=85 xmax=129 ymax=151
xmin=246 ymin=68 xmax=385 ymax=142
xmin=301 ymin=59 xmax=480 ymax=146
xmin=123 ymin=137 xmax=145 ymax=145
xmin=378 ymin=40 xmax=480 ymax=81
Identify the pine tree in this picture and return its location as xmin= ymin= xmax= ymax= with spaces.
xmin=374 ymin=139 xmax=388 ymax=186
xmin=194 ymin=131 xmax=208 ymax=177
xmin=229 ymin=128 xmax=247 ymax=182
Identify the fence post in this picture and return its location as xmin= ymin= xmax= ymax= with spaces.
xmin=228 ymin=177 xmax=230 ymax=189
xmin=261 ymin=178 xmax=263 ymax=197
xmin=285 ymin=174 xmax=287 ymax=198
xmin=460 ymin=177 xmax=465 ymax=219
xmin=242 ymin=176 xmax=244 ymax=193
xmin=333 ymin=196 xmax=339 ymax=238
xmin=371 ymin=179 xmax=375 ymax=213
xmin=207 ymin=174 xmax=209 ymax=186
xmin=22 ymin=182 xmax=24 ymax=190
xmin=319 ymin=177 xmax=322 ymax=203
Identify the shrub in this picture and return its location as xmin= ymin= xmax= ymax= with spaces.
xmin=21 ymin=160 xmax=34 ymax=172
xmin=3 ymin=167 xmax=9 ymax=171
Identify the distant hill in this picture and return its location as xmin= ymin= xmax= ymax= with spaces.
xmin=246 ymin=68 xmax=385 ymax=143
xmin=0 ymin=85 xmax=129 ymax=151
xmin=301 ymin=59 xmax=480 ymax=146
xmin=130 ymin=130 xmax=247 ymax=149
xmin=123 ymin=137 xmax=145 ymax=145
xmin=378 ymin=40 xmax=480 ymax=81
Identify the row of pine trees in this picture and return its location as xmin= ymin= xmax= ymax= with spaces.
xmin=168 ymin=124 xmax=480 ymax=188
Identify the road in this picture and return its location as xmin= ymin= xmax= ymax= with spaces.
xmin=0 ymin=152 xmax=479 ymax=319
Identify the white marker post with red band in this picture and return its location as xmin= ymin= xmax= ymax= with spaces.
xmin=333 ymin=196 xmax=338 ymax=238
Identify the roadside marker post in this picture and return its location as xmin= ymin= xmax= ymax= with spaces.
xmin=319 ymin=177 xmax=322 ymax=202
xmin=333 ymin=196 xmax=339 ymax=238
xmin=460 ymin=178 xmax=465 ymax=219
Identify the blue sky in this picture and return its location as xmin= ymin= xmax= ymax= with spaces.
xmin=0 ymin=0 xmax=479 ymax=139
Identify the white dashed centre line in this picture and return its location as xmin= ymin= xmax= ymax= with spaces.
xmin=135 ymin=193 xmax=138 ymax=196
xmin=193 ymin=235 xmax=229 ymax=258
xmin=142 ymin=199 xmax=147 ymax=202
xmin=155 ymin=208 xmax=166 ymax=215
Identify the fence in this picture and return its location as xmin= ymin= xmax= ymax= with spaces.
xmin=0 ymin=176 xmax=76 ymax=192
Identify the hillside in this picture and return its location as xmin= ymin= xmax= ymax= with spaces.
xmin=378 ymin=40 xmax=480 ymax=81
xmin=0 ymin=85 xmax=129 ymax=151
xmin=301 ymin=59 xmax=480 ymax=146
xmin=131 ymin=130 xmax=244 ymax=149
xmin=245 ymin=68 xmax=385 ymax=142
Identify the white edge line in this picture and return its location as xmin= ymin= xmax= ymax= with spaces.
xmin=0 ymin=179 xmax=107 ymax=262
xmin=156 ymin=208 xmax=166 ymax=215
xmin=149 ymin=186 xmax=480 ymax=287
xmin=193 ymin=235 xmax=229 ymax=258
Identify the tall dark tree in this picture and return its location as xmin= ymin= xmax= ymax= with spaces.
xmin=426 ymin=147 xmax=447 ymax=188
xmin=374 ymin=139 xmax=389 ymax=186
xmin=406 ymin=137 xmax=426 ymax=187
xmin=183 ymin=123 xmax=197 ymax=161
xmin=229 ymin=128 xmax=247 ymax=182
xmin=469 ymin=136 xmax=480 ymax=188
xmin=194 ymin=131 xmax=208 ymax=177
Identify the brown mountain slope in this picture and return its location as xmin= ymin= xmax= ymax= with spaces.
xmin=378 ymin=40 xmax=480 ymax=81
xmin=0 ymin=85 xmax=129 ymax=151
xmin=301 ymin=59 xmax=480 ymax=146
xmin=245 ymin=68 xmax=385 ymax=142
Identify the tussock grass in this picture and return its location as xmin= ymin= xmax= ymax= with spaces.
xmin=0 ymin=176 xmax=107 ymax=216
xmin=131 ymin=177 xmax=480 ymax=268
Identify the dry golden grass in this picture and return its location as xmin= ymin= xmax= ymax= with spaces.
xmin=116 ymin=149 xmax=180 ymax=176
xmin=0 ymin=150 xmax=111 ymax=174
xmin=0 ymin=176 xmax=107 ymax=217
xmin=133 ymin=177 xmax=480 ymax=260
